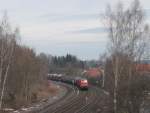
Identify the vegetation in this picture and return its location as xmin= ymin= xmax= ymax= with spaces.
xmin=104 ymin=0 xmax=150 ymax=113
xmin=38 ymin=53 xmax=86 ymax=76
xmin=0 ymin=13 xmax=48 ymax=109
xmin=51 ymin=54 xmax=85 ymax=69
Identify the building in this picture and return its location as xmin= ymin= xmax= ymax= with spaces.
xmin=83 ymin=67 xmax=103 ymax=77
xmin=136 ymin=60 xmax=150 ymax=72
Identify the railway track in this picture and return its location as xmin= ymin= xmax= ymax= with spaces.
xmin=74 ymin=88 xmax=98 ymax=113
xmin=31 ymin=83 xmax=77 ymax=113
xmin=33 ymin=83 xmax=110 ymax=113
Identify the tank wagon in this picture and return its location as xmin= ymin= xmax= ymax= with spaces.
xmin=47 ymin=74 xmax=88 ymax=90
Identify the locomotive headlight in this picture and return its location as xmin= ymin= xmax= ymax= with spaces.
xmin=82 ymin=80 xmax=88 ymax=83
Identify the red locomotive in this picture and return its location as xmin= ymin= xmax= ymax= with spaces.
xmin=75 ymin=77 xmax=88 ymax=90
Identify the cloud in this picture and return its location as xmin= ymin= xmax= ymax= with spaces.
xmin=22 ymin=39 xmax=107 ymax=60
xmin=38 ymin=13 xmax=102 ymax=22
xmin=70 ymin=27 xmax=108 ymax=34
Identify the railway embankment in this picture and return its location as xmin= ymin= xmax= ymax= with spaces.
xmin=3 ymin=81 xmax=68 ymax=113
xmin=5 ymin=80 xmax=111 ymax=113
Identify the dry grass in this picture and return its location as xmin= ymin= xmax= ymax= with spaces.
xmin=36 ymin=82 xmax=59 ymax=101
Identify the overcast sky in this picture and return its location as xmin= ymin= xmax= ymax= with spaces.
xmin=0 ymin=0 xmax=149 ymax=60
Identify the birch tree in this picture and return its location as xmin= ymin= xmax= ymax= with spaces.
xmin=105 ymin=0 xmax=150 ymax=113
xmin=0 ymin=12 xmax=17 ymax=110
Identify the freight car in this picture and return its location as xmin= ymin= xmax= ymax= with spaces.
xmin=47 ymin=73 xmax=62 ymax=81
xmin=47 ymin=74 xmax=88 ymax=90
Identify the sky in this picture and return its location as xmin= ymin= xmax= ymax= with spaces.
xmin=0 ymin=0 xmax=149 ymax=60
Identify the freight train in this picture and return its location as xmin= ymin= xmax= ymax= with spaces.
xmin=47 ymin=74 xmax=88 ymax=90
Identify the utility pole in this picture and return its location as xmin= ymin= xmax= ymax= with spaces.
xmin=102 ymin=69 xmax=105 ymax=88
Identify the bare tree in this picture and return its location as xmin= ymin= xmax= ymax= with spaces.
xmin=105 ymin=0 xmax=150 ymax=113
xmin=0 ymin=12 xmax=17 ymax=109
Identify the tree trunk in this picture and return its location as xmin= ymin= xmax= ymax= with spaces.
xmin=0 ymin=64 xmax=10 ymax=109
xmin=114 ymin=57 xmax=119 ymax=113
